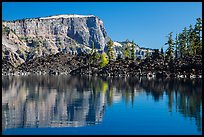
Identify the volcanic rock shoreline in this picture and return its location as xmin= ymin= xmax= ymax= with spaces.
xmin=2 ymin=52 xmax=202 ymax=79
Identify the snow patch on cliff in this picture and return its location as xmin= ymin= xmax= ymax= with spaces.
xmin=40 ymin=14 xmax=95 ymax=20
xmin=113 ymin=42 xmax=123 ymax=47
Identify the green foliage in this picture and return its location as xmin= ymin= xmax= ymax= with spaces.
xmin=152 ymin=49 xmax=160 ymax=59
xmin=175 ymin=33 xmax=179 ymax=58
xmin=188 ymin=24 xmax=196 ymax=56
xmin=29 ymin=40 xmax=40 ymax=48
xmin=178 ymin=33 xmax=187 ymax=58
xmin=183 ymin=27 xmax=188 ymax=47
xmin=160 ymin=47 xmax=164 ymax=56
xmin=124 ymin=40 xmax=130 ymax=59
xmin=107 ymin=40 xmax=114 ymax=61
xmin=165 ymin=32 xmax=174 ymax=59
xmin=3 ymin=26 xmax=11 ymax=35
xmin=131 ymin=41 xmax=135 ymax=60
xmin=100 ymin=52 xmax=109 ymax=68
xmin=91 ymin=40 xmax=95 ymax=54
xmin=91 ymin=51 xmax=100 ymax=64
xmin=89 ymin=40 xmax=100 ymax=64
xmin=176 ymin=18 xmax=202 ymax=57
xmin=3 ymin=26 xmax=16 ymax=36
xmin=145 ymin=49 xmax=150 ymax=58
xmin=194 ymin=18 xmax=202 ymax=55
xmin=163 ymin=18 xmax=203 ymax=59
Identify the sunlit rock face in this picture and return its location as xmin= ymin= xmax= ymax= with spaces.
xmin=112 ymin=41 xmax=155 ymax=60
xmin=3 ymin=14 xmax=109 ymax=51
xmin=2 ymin=14 xmax=110 ymax=66
xmin=2 ymin=24 xmax=30 ymax=67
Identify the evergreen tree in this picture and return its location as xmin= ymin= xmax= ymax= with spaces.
xmin=165 ymin=32 xmax=174 ymax=59
xmin=131 ymin=40 xmax=135 ymax=60
xmin=92 ymin=51 xmax=101 ymax=64
xmin=117 ymin=46 xmax=123 ymax=60
xmin=183 ymin=27 xmax=188 ymax=48
xmin=100 ymin=52 xmax=109 ymax=68
xmin=145 ymin=49 xmax=150 ymax=58
xmin=161 ymin=46 xmax=164 ymax=57
xmin=194 ymin=18 xmax=202 ymax=55
xmin=90 ymin=40 xmax=100 ymax=64
xmin=107 ymin=40 xmax=114 ymax=61
xmin=178 ymin=33 xmax=187 ymax=58
xmin=124 ymin=40 xmax=130 ymax=59
xmin=188 ymin=24 xmax=196 ymax=56
xmin=152 ymin=49 xmax=160 ymax=59
xmin=175 ymin=33 xmax=179 ymax=59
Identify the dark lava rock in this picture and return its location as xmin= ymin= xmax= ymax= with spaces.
xmin=3 ymin=51 xmax=202 ymax=79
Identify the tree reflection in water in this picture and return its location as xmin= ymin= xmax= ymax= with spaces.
xmin=2 ymin=76 xmax=202 ymax=132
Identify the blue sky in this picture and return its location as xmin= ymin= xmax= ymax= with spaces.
xmin=2 ymin=2 xmax=202 ymax=50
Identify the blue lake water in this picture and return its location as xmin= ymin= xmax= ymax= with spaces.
xmin=2 ymin=75 xmax=202 ymax=135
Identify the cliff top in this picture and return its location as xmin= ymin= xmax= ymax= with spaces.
xmin=3 ymin=14 xmax=96 ymax=22
xmin=40 ymin=14 xmax=95 ymax=19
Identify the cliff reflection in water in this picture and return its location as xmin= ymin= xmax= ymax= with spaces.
xmin=2 ymin=76 xmax=202 ymax=132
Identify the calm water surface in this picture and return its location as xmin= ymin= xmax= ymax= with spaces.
xmin=2 ymin=76 xmax=202 ymax=135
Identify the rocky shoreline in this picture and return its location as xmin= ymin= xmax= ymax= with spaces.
xmin=2 ymin=52 xmax=202 ymax=79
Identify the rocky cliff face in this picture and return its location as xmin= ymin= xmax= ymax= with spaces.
xmin=3 ymin=14 xmax=109 ymax=50
xmin=2 ymin=25 xmax=29 ymax=67
xmin=2 ymin=14 xmax=110 ymax=67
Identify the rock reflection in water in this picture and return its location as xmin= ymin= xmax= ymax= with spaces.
xmin=2 ymin=76 xmax=202 ymax=132
xmin=2 ymin=76 xmax=106 ymax=130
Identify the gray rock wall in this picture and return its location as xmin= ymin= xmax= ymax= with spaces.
xmin=3 ymin=15 xmax=110 ymax=51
